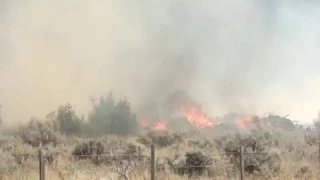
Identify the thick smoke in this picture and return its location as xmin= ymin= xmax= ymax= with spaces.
xmin=1 ymin=0 xmax=320 ymax=126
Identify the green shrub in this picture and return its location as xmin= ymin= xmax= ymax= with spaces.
xmin=88 ymin=93 xmax=115 ymax=133
xmin=54 ymin=104 xmax=83 ymax=134
xmin=88 ymin=93 xmax=139 ymax=136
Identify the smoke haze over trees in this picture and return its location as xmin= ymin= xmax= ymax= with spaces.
xmin=1 ymin=0 xmax=320 ymax=126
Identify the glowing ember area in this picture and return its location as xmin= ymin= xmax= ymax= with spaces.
xmin=179 ymin=104 xmax=217 ymax=128
xmin=139 ymin=118 xmax=168 ymax=131
xmin=235 ymin=115 xmax=264 ymax=128
xmin=153 ymin=122 xmax=168 ymax=131
xmin=235 ymin=115 xmax=254 ymax=128
xmin=140 ymin=118 xmax=150 ymax=127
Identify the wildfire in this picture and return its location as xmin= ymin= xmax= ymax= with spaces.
xmin=178 ymin=103 xmax=217 ymax=128
xmin=235 ymin=115 xmax=254 ymax=128
xmin=172 ymin=91 xmax=217 ymax=128
xmin=235 ymin=115 xmax=265 ymax=128
xmin=153 ymin=122 xmax=168 ymax=131
xmin=140 ymin=118 xmax=150 ymax=127
xmin=139 ymin=90 xmax=269 ymax=130
xmin=140 ymin=117 xmax=168 ymax=131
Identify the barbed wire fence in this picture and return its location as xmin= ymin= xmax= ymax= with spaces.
xmin=19 ymin=144 xmax=295 ymax=180
xmin=9 ymin=141 xmax=319 ymax=180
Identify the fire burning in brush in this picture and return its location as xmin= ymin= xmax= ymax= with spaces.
xmin=153 ymin=122 xmax=168 ymax=131
xmin=235 ymin=115 xmax=255 ymax=128
xmin=140 ymin=117 xmax=168 ymax=131
xmin=140 ymin=118 xmax=150 ymax=128
xmin=234 ymin=114 xmax=265 ymax=128
xmin=172 ymin=90 xmax=217 ymax=128
xmin=176 ymin=100 xmax=217 ymax=128
xmin=139 ymin=90 xmax=270 ymax=131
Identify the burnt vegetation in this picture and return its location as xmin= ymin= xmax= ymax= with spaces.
xmin=0 ymin=91 xmax=319 ymax=179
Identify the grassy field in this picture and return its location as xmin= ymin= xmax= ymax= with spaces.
xmin=0 ymin=124 xmax=319 ymax=180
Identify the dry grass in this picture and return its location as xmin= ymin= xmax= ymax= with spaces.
xmin=0 ymin=162 xmax=320 ymax=180
xmin=0 ymin=128 xmax=319 ymax=180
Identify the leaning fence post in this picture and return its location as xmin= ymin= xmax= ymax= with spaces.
xmin=39 ymin=149 xmax=45 ymax=180
xmin=240 ymin=146 xmax=245 ymax=180
xmin=151 ymin=144 xmax=155 ymax=180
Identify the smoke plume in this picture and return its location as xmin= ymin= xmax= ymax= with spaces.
xmin=1 ymin=0 xmax=320 ymax=127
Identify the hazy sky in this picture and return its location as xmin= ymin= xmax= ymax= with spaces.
xmin=0 ymin=0 xmax=320 ymax=126
xmin=259 ymin=1 xmax=320 ymax=122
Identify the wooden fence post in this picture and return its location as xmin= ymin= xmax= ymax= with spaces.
xmin=151 ymin=144 xmax=155 ymax=180
xmin=240 ymin=146 xmax=245 ymax=180
xmin=318 ymin=139 xmax=320 ymax=168
xmin=318 ymin=135 xmax=320 ymax=166
xmin=39 ymin=149 xmax=45 ymax=180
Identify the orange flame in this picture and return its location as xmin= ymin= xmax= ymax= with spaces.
xmin=140 ymin=117 xmax=168 ymax=131
xmin=235 ymin=115 xmax=254 ymax=128
xmin=177 ymin=102 xmax=217 ymax=128
xmin=153 ymin=122 xmax=168 ymax=131
xmin=140 ymin=118 xmax=150 ymax=127
xmin=169 ymin=91 xmax=217 ymax=128
xmin=235 ymin=115 xmax=264 ymax=128
xmin=141 ymin=91 xmax=270 ymax=130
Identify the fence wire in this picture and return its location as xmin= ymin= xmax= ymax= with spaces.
xmin=8 ymin=148 xmax=314 ymax=180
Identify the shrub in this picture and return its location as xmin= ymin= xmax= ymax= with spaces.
xmin=295 ymin=165 xmax=312 ymax=179
xmin=105 ymin=142 xmax=146 ymax=166
xmin=304 ymin=130 xmax=317 ymax=146
xmin=19 ymin=118 xmax=59 ymax=147
xmin=120 ymin=142 xmax=145 ymax=163
xmin=187 ymin=136 xmax=216 ymax=150
xmin=72 ymin=138 xmax=146 ymax=166
xmin=0 ymin=149 xmax=17 ymax=175
xmin=167 ymin=151 xmax=213 ymax=177
xmin=216 ymin=130 xmax=281 ymax=176
xmin=72 ymin=140 xmax=105 ymax=164
xmin=88 ymin=93 xmax=115 ymax=133
xmin=2 ymin=139 xmax=36 ymax=165
xmin=137 ymin=131 xmax=184 ymax=148
xmin=166 ymin=152 xmax=186 ymax=173
xmin=89 ymin=93 xmax=139 ymax=136
xmin=264 ymin=115 xmax=295 ymax=132
xmin=313 ymin=111 xmax=320 ymax=133
xmin=108 ymin=98 xmax=138 ymax=135
xmin=72 ymin=140 xmax=105 ymax=157
xmin=54 ymin=104 xmax=83 ymax=134
xmin=185 ymin=151 xmax=213 ymax=176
